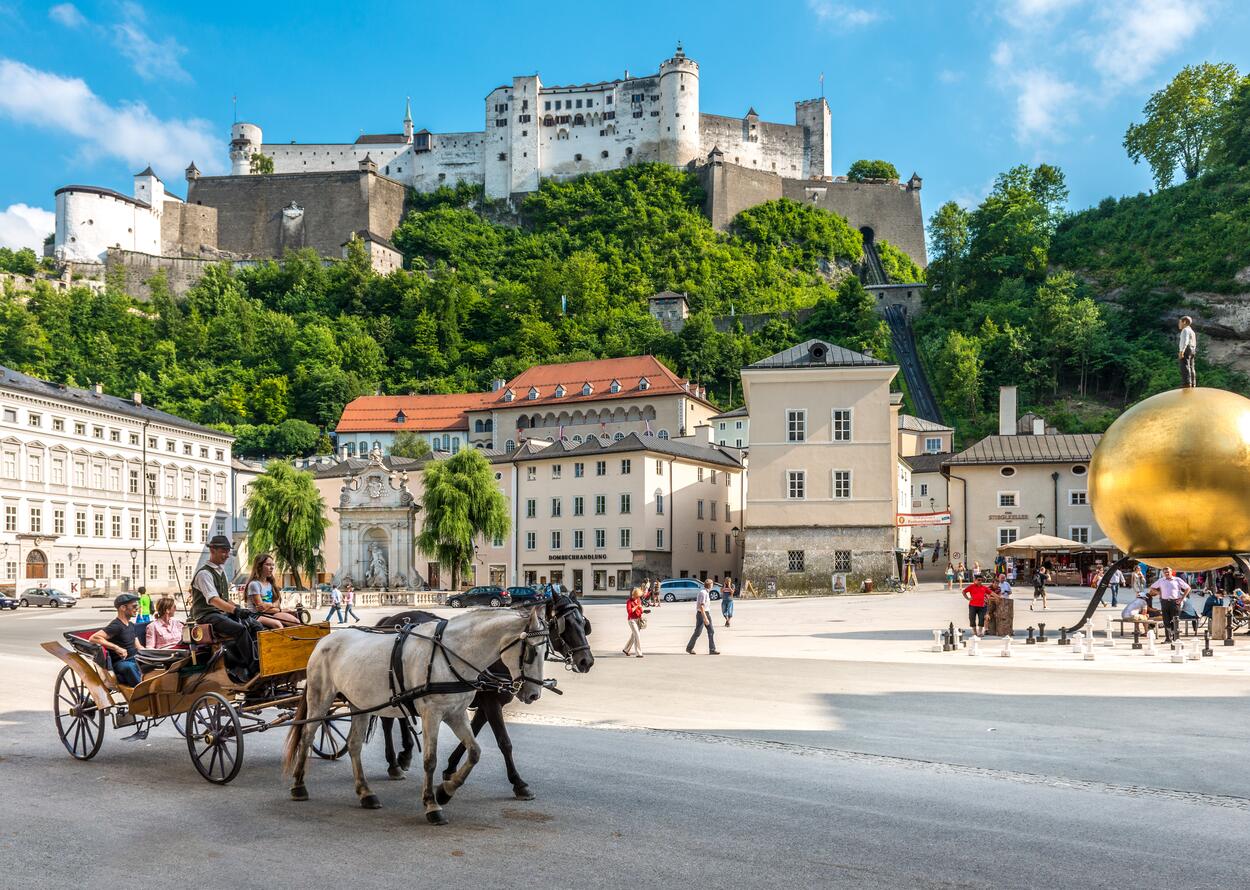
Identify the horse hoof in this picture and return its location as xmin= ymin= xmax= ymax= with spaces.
xmin=398 ymin=754 xmax=413 ymax=770
xmin=426 ymin=810 xmax=448 ymax=826
xmin=291 ymin=786 xmax=309 ymax=802
xmin=435 ymin=784 xmax=453 ymax=805
xmin=361 ymin=794 xmax=382 ymax=809
xmin=387 ymin=765 xmax=406 ymax=780
xmin=513 ymin=785 xmax=535 ymax=801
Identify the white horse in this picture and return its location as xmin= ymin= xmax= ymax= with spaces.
xmin=283 ymin=607 xmax=548 ymax=825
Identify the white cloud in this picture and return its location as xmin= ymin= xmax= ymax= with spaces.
xmin=47 ymin=1 xmax=189 ymax=81
xmin=1091 ymin=0 xmax=1208 ymax=88
xmin=1005 ymin=0 xmax=1083 ymax=19
xmin=0 ymin=203 xmax=54 ymax=252
xmin=807 ymin=0 xmax=882 ymax=28
xmin=0 ymin=59 xmax=222 ymax=177
xmin=1012 ymin=69 xmax=1079 ymax=141
xmin=48 ymin=3 xmax=86 ymax=28
xmin=938 ymin=69 xmax=964 ymax=84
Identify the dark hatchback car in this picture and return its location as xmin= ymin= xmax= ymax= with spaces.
xmin=446 ymin=585 xmax=512 ymax=608
xmin=0 ymin=591 xmax=17 ymax=610
xmin=505 ymin=585 xmax=551 ymax=605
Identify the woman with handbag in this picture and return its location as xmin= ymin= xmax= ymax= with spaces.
xmin=623 ymin=587 xmax=645 ymax=658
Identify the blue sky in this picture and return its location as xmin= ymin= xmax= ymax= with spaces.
xmin=1 ymin=0 xmax=1248 ymax=252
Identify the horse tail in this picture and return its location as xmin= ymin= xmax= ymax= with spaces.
xmin=282 ymin=692 xmax=308 ymax=775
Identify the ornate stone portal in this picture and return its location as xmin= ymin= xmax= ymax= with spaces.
xmin=336 ymin=447 xmax=423 ymax=589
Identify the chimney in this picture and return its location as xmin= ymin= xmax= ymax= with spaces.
xmin=694 ymin=424 xmax=714 ymax=444
xmin=998 ymin=386 xmax=1017 ymax=436
xmin=1033 ymin=418 xmax=1046 ymax=436
xmin=132 ymin=391 xmax=142 ymax=406
xmin=93 ymin=382 xmax=103 ymax=395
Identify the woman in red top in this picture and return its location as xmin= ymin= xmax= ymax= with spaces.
xmin=623 ymin=587 xmax=645 ymax=658
xmin=963 ymin=577 xmax=991 ymax=636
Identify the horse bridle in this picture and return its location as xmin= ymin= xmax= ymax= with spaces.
xmin=546 ymin=594 xmax=592 ymax=671
xmin=493 ymin=611 xmax=552 ymax=694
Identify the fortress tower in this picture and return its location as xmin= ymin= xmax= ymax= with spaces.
xmin=659 ymin=42 xmax=700 ymax=167
xmin=230 ymin=122 xmax=262 ymax=176
xmin=795 ymin=98 xmax=831 ymax=180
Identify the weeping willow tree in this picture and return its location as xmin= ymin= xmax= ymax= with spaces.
xmin=418 ymin=449 xmax=510 ymax=589
xmin=245 ymin=461 xmax=328 ymax=588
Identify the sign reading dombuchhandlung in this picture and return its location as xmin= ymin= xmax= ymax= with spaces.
xmin=895 ymin=511 xmax=951 ymax=527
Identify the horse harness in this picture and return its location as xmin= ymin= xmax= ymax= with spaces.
xmin=546 ymin=594 xmax=592 ymax=669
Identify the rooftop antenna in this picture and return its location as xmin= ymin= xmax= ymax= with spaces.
xmin=232 ymin=95 xmax=237 ymax=123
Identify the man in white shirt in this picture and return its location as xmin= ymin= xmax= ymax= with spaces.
xmin=1150 ymin=567 xmax=1191 ymax=641
xmin=685 ymin=579 xmax=720 ymax=655
xmin=1178 ymin=316 xmax=1197 ymax=388
xmin=1105 ymin=568 xmax=1126 ymax=607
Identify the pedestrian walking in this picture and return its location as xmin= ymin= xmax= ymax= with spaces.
xmin=325 ymin=583 xmax=344 ymax=623
xmin=1031 ymin=565 xmax=1049 ymax=611
xmin=945 ymin=562 xmax=955 ymax=590
xmin=686 ymin=579 xmax=719 ymax=655
xmin=342 ymin=584 xmax=361 ymax=623
xmin=956 ymin=562 xmax=966 ymax=585
xmin=135 ymin=585 xmax=153 ymax=640
xmin=963 ymin=575 xmax=991 ymax=636
xmin=1178 ymin=316 xmax=1197 ymax=388
xmin=721 ymin=576 xmax=736 ymax=627
xmin=1105 ymin=567 xmax=1125 ymax=607
xmin=1131 ymin=564 xmax=1145 ymax=593
xmin=1150 ymin=566 xmax=1191 ymax=641
xmin=622 ymin=587 xmax=645 ymax=657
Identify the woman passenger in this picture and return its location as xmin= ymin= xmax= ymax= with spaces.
xmin=145 ymin=596 xmax=185 ymax=649
xmin=247 ymin=552 xmax=301 ymax=628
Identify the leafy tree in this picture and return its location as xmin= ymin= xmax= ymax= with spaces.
xmin=1124 ymin=62 xmax=1242 ymax=188
xmin=0 ymin=247 xmax=39 ymax=276
xmin=268 ymin=419 xmax=321 ymax=456
xmin=245 ymin=462 xmax=328 ymax=588
xmin=800 ymin=277 xmax=890 ymax=357
xmin=418 ymin=449 xmax=509 ymax=589
xmin=931 ymin=330 xmax=983 ymax=420
xmin=249 ymin=152 xmax=275 ymax=175
xmin=847 ymin=159 xmax=900 ymax=182
xmin=1212 ymin=76 xmax=1250 ymax=169
xmin=876 ymin=239 xmax=924 ymax=283
xmin=390 ymin=431 xmax=432 ymax=459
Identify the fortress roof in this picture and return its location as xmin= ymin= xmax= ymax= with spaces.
xmin=354 ymin=133 xmax=407 ymax=144
xmin=54 ymin=185 xmax=149 ymax=209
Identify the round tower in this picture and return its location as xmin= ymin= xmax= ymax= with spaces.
xmin=659 ymin=42 xmax=700 ymax=167
xmin=229 ymin=122 xmax=263 ymax=175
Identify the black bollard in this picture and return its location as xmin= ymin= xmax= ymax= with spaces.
xmin=1225 ymin=617 xmax=1235 ymax=647
xmin=960 ymin=628 xmax=968 ymax=648
xmin=1131 ymin=622 xmax=1142 ymax=650
xmin=1057 ymin=627 xmax=1069 ymax=646
xmin=1202 ymin=630 xmax=1213 ymax=657
xmin=1037 ymin=622 xmax=1047 ymax=643
xmin=942 ymin=628 xmax=953 ymax=652
xmin=1026 ymin=626 xmax=1036 ymax=645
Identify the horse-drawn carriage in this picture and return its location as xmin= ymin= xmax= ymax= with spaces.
xmin=42 ymin=621 xmax=351 ymax=784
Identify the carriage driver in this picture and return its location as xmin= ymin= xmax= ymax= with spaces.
xmin=191 ymin=535 xmax=258 ymax=682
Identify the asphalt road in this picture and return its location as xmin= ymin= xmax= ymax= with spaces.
xmin=4 ymin=600 xmax=1249 ymax=888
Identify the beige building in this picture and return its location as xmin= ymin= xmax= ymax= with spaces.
xmin=335 ymin=354 xmax=718 ymax=458
xmin=943 ymin=387 xmax=1102 ymax=569
xmin=509 ymin=431 xmax=744 ymax=593
xmin=740 ymin=339 xmax=905 ymax=592
xmin=897 ymin=414 xmax=954 ymax=551
xmin=711 ymin=405 xmax=749 ymax=448
xmin=898 ymin=414 xmax=953 ymax=457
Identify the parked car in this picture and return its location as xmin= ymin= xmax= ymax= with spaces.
xmin=447 ymin=586 xmax=511 ymax=608
xmin=0 ymin=591 xmax=18 ymax=610
xmin=18 ymin=586 xmax=77 ymax=608
xmin=657 ymin=578 xmax=721 ymax=603
xmin=506 ymin=585 xmax=550 ymax=605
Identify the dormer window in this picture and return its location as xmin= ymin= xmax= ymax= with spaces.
xmin=638 ymin=377 xmax=650 ymax=391
xmin=581 ymin=383 xmax=593 ymax=396
xmin=503 ymin=389 xmax=515 ymax=402
xmin=554 ymin=385 xmax=566 ymax=398
xmin=609 ymin=379 xmax=621 ymax=394
xmin=527 ymin=386 xmax=540 ymax=400
xmin=394 ymin=410 xmax=407 ymax=424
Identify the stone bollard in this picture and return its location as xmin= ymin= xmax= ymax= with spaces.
xmin=1104 ymin=616 xmax=1116 ymax=647
xmin=1000 ymin=635 xmax=1012 ymax=657
xmin=1187 ymin=639 xmax=1201 ymax=661
xmin=1084 ymin=632 xmax=1096 ymax=661
xmin=1171 ymin=640 xmax=1186 ymax=664
xmin=1026 ymin=626 xmax=1036 ymax=645
xmin=968 ymin=634 xmax=980 ymax=656
xmin=1203 ymin=630 xmax=1214 ymax=658
xmin=959 ymin=628 xmax=968 ymax=648
xmin=1145 ymin=629 xmax=1157 ymax=656
xmin=1070 ymin=631 xmax=1083 ymax=655
xmin=1037 ymin=622 xmax=1048 ymax=643
xmin=1057 ymin=626 xmax=1069 ymax=646
xmin=1131 ymin=622 xmax=1142 ymax=650
xmin=932 ymin=629 xmax=944 ymax=653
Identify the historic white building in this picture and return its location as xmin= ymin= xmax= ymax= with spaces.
xmin=0 ymin=366 xmax=235 ymax=596
xmin=229 ymin=44 xmax=832 ymax=199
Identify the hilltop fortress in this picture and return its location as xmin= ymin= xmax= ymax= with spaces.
xmin=51 ymin=45 xmax=925 ymax=294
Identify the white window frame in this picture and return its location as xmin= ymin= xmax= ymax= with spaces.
xmin=620 ymin=528 xmax=632 ymax=548
xmin=997 ymin=527 xmax=1019 ymax=547
xmin=831 ymin=408 xmax=853 ymax=442
xmin=525 ymin=532 xmax=536 ymax=550
xmin=786 ymin=469 xmax=806 ymax=500
xmin=997 ymin=490 xmax=1019 ymax=508
xmin=1068 ymin=489 xmax=1088 ymax=506
xmin=923 ymin=436 xmax=942 ymax=453
xmin=832 ymin=469 xmax=852 ymax=499
xmin=786 ymin=409 xmax=807 ymax=443
xmin=1069 ymin=525 xmax=1091 ymax=545
xmin=919 ymin=483 xmax=929 ymax=497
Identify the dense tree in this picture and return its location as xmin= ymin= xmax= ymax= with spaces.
xmin=249 ymin=152 xmax=275 ymax=175
xmin=0 ymin=247 xmax=39 ymax=275
xmin=390 ymin=431 xmax=432 ymax=459
xmin=847 ymin=159 xmax=900 ymax=182
xmin=245 ymin=462 xmax=328 ymax=588
xmin=418 ymin=450 xmax=510 ymax=589
xmin=1211 ymin=76 xmax=1250 ymax=170
xmin=1124 ymin=62 xmax=1242 ymax=188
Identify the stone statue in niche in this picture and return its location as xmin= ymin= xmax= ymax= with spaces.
xmin=366 ymin=476 xmax=384 ymax=500
xmin=366 ymin=542 xmax=389 ymax=588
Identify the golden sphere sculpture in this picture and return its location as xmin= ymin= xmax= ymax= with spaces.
xmin=1090 ymin=387 xmax=1250 ymax=570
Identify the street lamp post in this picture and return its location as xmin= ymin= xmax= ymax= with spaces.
xmin=129 ymin=548 xmax=138 ymax=592
xmin=1036 ymin=513 xmax=1046 ymax=536
xmin=731 ymin=525 xmax=742 ymax=580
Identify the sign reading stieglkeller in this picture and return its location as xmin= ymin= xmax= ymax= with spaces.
xmin=547 ymin=553 xmax=608 ymax=561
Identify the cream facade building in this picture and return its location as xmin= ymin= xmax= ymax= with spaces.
xmin=0 ymin=366 xmax=234 ymax=596
xmin=897 ymin=414 xmax=954 ymax=550
xmin=740 ymin=340 xmax=906 ymax=592
xmin=943 ymin=388 xmax=1102 ymax=568
xmin=711 ymin=406 xmax=749 ymax=449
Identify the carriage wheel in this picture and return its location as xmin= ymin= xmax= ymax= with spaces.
xmin=296 ymin=607 xmax=311 ymax=625
xmin=311 ymin=712 xmax=351 ymax=760
xmin=170 ymin=710 xmax=188 ymax=738
xmin=186 ymin=692 xmax=244 ymax=785
xmin=53 ymin=666 xmax=105 ymax=760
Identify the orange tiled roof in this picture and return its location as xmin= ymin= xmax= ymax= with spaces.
xmin=485 ymin=355 xmax=709 ymax=409
xmin=335 ymin=392 xmax=493 ymax=433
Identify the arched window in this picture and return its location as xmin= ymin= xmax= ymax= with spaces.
xmin=613 ymin=432 xmax=625 ymax=441
xmin=451 ymin=437 xmax=460 ymax=454
xmin=658 ymin=429 xmax=669 ymax=439
xmin=484 ymin=419 xmax=494 ymax=432
xmin=441 ymin=434 xmax=451 ymax=451
xmin=572 ymin=435 xmax=583 ymax=444
xmin=346 ymin=442 xmax=356 ymax=457
xmin=505 ymin=439 xmax=516 ymax=453
xmin=358 ymin=440 xmax=368 ymax=455
xmin=474 ymin=419 xmax=484 ymax=433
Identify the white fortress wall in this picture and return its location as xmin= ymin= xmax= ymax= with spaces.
xmin=261 ymin=142 xmax=408 ymax=175
xmin=401 ymin=132 xmax=488 ymax=192
xmin=698 ymin=114 xmax=807 ymax=177
xmin=54 ymin=187 xmax=162 ymax=263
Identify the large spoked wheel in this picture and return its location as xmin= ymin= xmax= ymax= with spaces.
xmin=54 ymin=665 xmax=105 ymax=760
xmin=186 ymin=692 xmax=244 ymax=785
xmin=311 ymin=713 xmax=351 ymax=760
